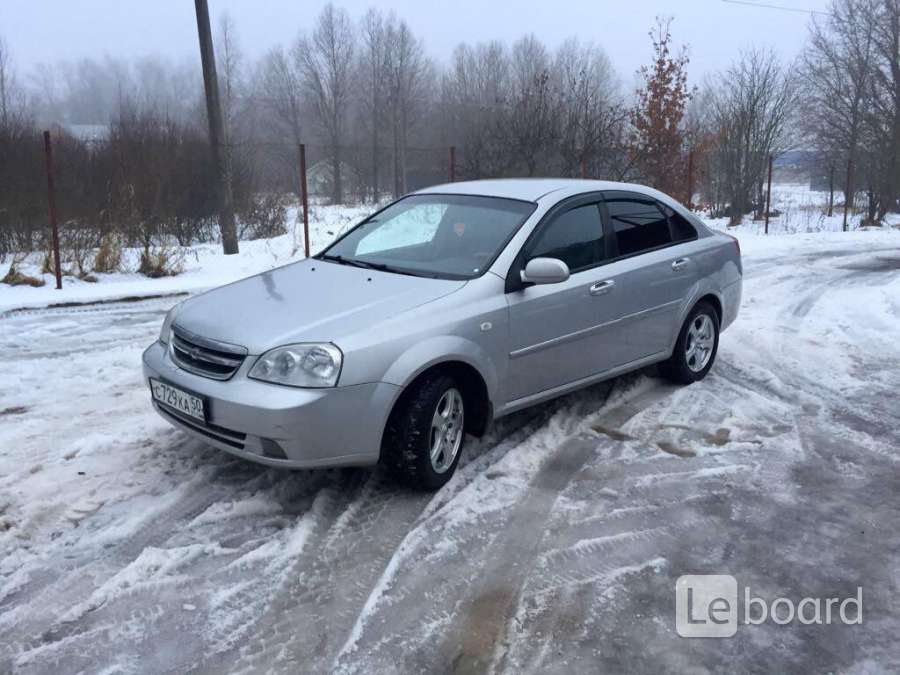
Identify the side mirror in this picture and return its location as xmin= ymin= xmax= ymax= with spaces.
xmin=520 ymin=257 xmax=570 ymax=285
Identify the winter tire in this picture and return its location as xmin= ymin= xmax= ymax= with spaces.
xmin=382 ymin=374 xmax=465 ymax=490
xmin=660 ymin=301 xmax=720 ymax=384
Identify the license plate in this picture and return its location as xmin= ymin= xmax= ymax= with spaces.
xmin=150 ymin=378 xmax=206 ymax=422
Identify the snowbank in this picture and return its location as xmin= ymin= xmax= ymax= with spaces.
xmin=0 ymin=203 xmax=373 ymax=314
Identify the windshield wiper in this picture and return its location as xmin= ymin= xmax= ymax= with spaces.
xmin=320 ymin=254 xmax=392 ymax=272
xmin=320 ymin=254 xmax=444 ymax=279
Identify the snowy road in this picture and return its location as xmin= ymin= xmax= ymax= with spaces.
xmin=2 ymin=232 xmax=900 ymax=673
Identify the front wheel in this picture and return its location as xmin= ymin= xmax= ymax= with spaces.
xmin=382 ymin=374 xmax=466 ymax=490
xmin=660 ymin=302 xmax=720 ymax=384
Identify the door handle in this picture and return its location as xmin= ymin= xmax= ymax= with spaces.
xmin=589 ymin=280 xmax=615 ymax=296
xmin=671 ymin=257 xmax=691 ymax=271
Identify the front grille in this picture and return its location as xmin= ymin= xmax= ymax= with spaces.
xmin=170 ymin=325 xmax=247 ymax=380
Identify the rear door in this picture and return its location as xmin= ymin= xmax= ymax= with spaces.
xmin=596 ymin=191 xmax=700 ymax=362
xmin=505 ymin=197 xmax=624 ymax=402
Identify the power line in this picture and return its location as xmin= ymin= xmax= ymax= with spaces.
xmin=720 ymin=0 xmax=829 ymax=16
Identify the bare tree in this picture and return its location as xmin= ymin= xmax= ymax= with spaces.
xmin=866 ymin=0 xmax=900 ymax=219
xmin=358 ymin=9 xmax=389 ymax=201
xmin=215 ymin=11 xmax=254 ymax=217
xmin=216 ymin=12 xmax=243 ymax=147
xmin=507 ymin=34 xmax=558 ymax=176
xmin=553 ymin=38 xmax=625 ymax=178
xmin=384 ymin=17 xmax=432 ymax=196
xmin=0 ymin=36 xmax=13 ymax=126
xmin=802 ymin=0 xmax=878 ymax=222
xmin=294 ymin=3 xmax=355 ymax=203
xmin=259 ymin=47 xmax=303 ymax=145
xmin=441 ymin=41 xmax=511 ymax=178
xmin=707 ymin=49 xmax=796 ymax=224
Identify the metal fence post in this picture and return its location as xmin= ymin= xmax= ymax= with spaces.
xmin=686 ymin=149 xmax=694 ymax=210
xmin=764 ymin=154 xmax=773 ymax=235
xmin=299 ymin=143 xmax=310 ymax=258
xmin=42 ymin=131 xmax=62 ymax=290
xmin=842 ymin=157 xmax=852 ymax=232
xmin=448 ymin=146 xmax=456 ymax=183
xmin=827 ymin=163 xmax=835 ymax=217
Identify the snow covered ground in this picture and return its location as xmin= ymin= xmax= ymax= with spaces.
xmin=3 ymin=182 xmax=897 ymax=315
xmin=2 ymin=190 xmax=900 ymax=673
xmin=0 ymin=203 xmax=372 ymax=313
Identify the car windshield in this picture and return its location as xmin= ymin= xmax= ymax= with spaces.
xmin=320 ymin=194 xmax=536 ymax=280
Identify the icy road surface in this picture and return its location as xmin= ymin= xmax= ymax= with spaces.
xmin=2 ymin=232 xmax=900 ymax=674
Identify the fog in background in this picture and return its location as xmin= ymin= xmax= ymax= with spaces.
xmin=3 ymin=0 xmax=826 ymax=95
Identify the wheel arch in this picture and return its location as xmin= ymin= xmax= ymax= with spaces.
xmin=668 ymin=290 xmax=724 ymax=355
xmin=382 ymin=352 xmax=494 ymax=447
xmin=696 ymin=293 xmax=723 ymax=326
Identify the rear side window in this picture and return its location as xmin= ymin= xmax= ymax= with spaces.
xmin=604 ymin=194 xmax=671 ymax=256
xmin=664 ymin=205 xmax=698 ymax=242
xmin=527 ymin=203 xmax=604 ymax=272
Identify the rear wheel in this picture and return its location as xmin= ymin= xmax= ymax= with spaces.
xmin=660 ymin=302 xmax=720 ymax=384
xmin=382 ymin=374 xmax=465 ymax=490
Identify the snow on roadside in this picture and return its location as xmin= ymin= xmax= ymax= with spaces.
xmin=0 ymin=203 xmax=373 ymax=313
xmin=3 ymin=184 xmax=899 ymax=315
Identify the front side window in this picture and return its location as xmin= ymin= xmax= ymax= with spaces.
xmin=322 ymin=194 xmax=535 ymax=279
xmin=526 ymin=203 xmax=605 ymax=273
xmin=605 ymin=193 xmax=672 ymax=256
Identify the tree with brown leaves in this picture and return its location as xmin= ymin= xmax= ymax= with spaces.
xmin=630 ymin=18 xmax=692 ymax=196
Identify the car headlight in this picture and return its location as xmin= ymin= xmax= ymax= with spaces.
xmin=159 ymin=303 xmax=182 ymax=345
xmin=249 ymin=343 xmax=343 ymax=388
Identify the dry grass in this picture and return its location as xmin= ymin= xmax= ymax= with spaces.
xmin=2 ymin=267 xmax=46 ymax=287
xmin=94 ymin=233 xmax=124 ymax=273
xmin=138 ymin=246 xmax=184 ymax=278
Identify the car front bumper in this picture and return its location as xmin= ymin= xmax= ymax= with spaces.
xmin=142 ymin=340 xmax=397 ymax=469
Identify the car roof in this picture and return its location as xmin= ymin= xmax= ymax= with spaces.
xmin=414 ymin=178 xmax=662 ymax=204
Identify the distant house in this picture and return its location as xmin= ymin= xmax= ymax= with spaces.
xmin=307 ymin=160 xmax=361 ymax=198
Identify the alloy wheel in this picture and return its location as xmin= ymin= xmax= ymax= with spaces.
xmin=685 ymin=314 xmax=715 ymax=372
xmin=429 ymin=388 xmax=464 ymax=473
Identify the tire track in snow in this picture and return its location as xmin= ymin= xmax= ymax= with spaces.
xmin=192 ymin=405 xmax=550 ymax=674
xmin=325 ymin=379 xmax=686 ymax=674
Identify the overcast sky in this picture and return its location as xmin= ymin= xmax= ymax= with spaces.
xmin=2 ymin=0 xmax=828 ymax=85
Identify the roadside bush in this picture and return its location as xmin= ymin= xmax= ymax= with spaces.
xmin=59 ymin=223 xmax=101 ymax=278
xmin=138 ymin=243 xmax=184 ymax=278
xmin=93 ymin=233 xmax=124 ymax=273
xmin=2 ymin=266 xmax=45 ymax=287
xmin=239 ymin=193 xmax=288 ymax=240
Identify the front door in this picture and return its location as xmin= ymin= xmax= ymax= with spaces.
xmin=505 ymin=200 xmax=624 ymax=403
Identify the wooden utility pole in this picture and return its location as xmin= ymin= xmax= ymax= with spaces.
xmin=42 ymin=131 xmax=62 ymax=289
xmin=448 ymin=146 xmax=456 ymax=182
xmin=686 ymin=149 xmax=695 ymax=209
xmin=764 ymin=154 xmax=773 ymax=235
xmin=194 ymin=0 xmax=239 ymax=255
xmin=580 ymin=157 xmax=587 ymax=179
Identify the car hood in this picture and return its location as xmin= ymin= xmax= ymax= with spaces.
xmin=174 ymin=259 xmax=466 ymax=354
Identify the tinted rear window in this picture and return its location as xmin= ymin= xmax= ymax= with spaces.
xmin=605 ymin=195 xmax=672 ymax=256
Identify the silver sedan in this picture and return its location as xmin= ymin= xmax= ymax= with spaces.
xmin=143 ymin=179 xmax=742 ymax=489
